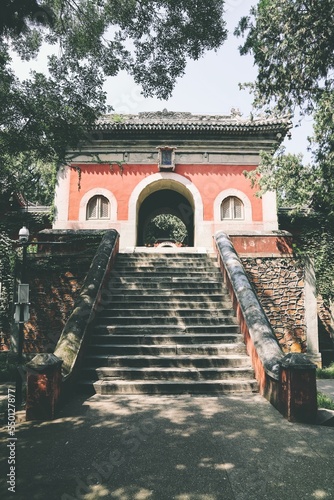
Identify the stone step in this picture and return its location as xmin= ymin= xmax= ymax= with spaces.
xmin=116 ymin=254 xmax=217 ymax=260
xmin=105 ymin=282 xmax=226 ymax=291
xmin=91 ymin=379 xmax=259 ymax=395
xmin=83 ymin=354 xmax=252 ymax=369
xmin=89 ymin=333 xmax=243 ymax=345
xmin=111 ymin=274 xmax=222 ymax=281
xmin=83 ymin=366 xmax=255 ymax=381
xmin=114 ymin=259 xmax=218 ymax=272
xmin=105 ymin=299 xmax=232 ymax=309
xmin=110 ymin=273 xmax=222 ymax=281
xmin=113 ymin=262 xmax=219 ymax=269
xmin=96 ymin=315 xmax=238 ymax=326
xmin=97 ymin=308 xmax=235 ymax=318
xmin=89 ymin=343 xmax=247 ymax=356
xmin=115 ymin=255 xmax=218 ymax=262
xmin=113 ymin=263 xmax=219 ymax=270
xmin=114 ymin=264 xmax=220 ymax=271
xmin=108 ymin=290 xmax=229 ymax=299
xmin=94 ymin=324 xmax=240 ymax=335
xmin=107 ymin=294 xmax=229 ymax=303
xmin=110 ymin=278 xmax=223 ymax=287
xmin=79 ymin=252 xmax=256 ymax=397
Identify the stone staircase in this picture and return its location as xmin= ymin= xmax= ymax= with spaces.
xmin=79 ymin=252 xmax=258 ymax=395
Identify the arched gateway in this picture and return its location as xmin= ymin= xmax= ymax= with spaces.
xmin=138 ymin=189 xmax=193 ymax=246
xmin=127 ymin=173 xmax=204 ymax=247
xmin=53 ymin=110 xmax=290 ymax=249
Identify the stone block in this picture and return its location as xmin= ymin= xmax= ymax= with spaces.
xmin=279 ymin=353 xmax=317 ymax=424
xmin=26 ymin=354 xmax=62 ymax=421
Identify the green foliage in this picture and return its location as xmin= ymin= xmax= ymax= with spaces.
xmin=237 ymin=1 xmax=334 ymax=302
xmin=1 ymin=155 xmax=57 ymax=207
xmin=0 ymin=0 xmax=227 ymax=205
xmin=279 ymin=212 xmax=334 ymax=303
xmin=245 ymin=147 xmax=317 ymax=211
xmin=237 ymin=1 xmax=334 ymax=215
xmin=0 ymin=232 xmax=16 ymax=332
xmin=236 ymin=0 xmax=334 ymax=113
xmin=317 ymin=363 xmax=334 ymax=380
xmin=317 ymin=392 xmax=334 ymax=410
xmin=0 ymin=353 xmax=16 ymax=382
xmin=144 ymin=214 xmax=188 ymax=245
xmin=25 ymin=247 xmax=99 ymax=273
xmin=0 ymin=211 xmax=51 ymax=236
xmin=0 ymin=0 xmax=227 ymax=153
xmin=310 ymin=92 xmax=334 ymax=215
xmin=253 ymin=92 xmax=334 ymax=218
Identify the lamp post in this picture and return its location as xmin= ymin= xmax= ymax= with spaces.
xmin=15 ymin=225 xmax=30 ymax=409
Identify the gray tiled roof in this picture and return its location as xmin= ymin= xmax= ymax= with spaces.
xmin=94 ymin=109 xmax=291 ymax=133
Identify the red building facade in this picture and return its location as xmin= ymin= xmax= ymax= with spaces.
xmin=54 ymin=110 xmax=291 ymax=250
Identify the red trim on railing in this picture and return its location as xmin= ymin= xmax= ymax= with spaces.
xmin=216 ymin=250 xmax=268 ymax=395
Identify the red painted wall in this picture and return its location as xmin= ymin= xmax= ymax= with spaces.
xmin=177 ymin=164 xmax=262 ymax=220
xmin=230 ymin=235 xmax=293 ymax=256
xmin=68 ymin=163 xmax=262 ymax=221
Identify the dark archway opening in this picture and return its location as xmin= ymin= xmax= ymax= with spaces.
xmin=137 ymin=189 xmax=194 ymax=246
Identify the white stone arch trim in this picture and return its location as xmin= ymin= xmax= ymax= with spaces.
xmin=79 ymin=188 xmax=118 ymax=222
xmin=262 ymin=191 xmax=278 ymax=230
xmin=128 ymin=172 xmax=204 ymax=246
xmin=53 ymin=165 xmax=70 ymax=227
xmin=214 ymin=188 xmax=252 ymax=222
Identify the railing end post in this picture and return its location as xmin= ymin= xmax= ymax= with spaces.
xmin=279 ymin=353 xmax=317 ymax=424
xmin=26 ymin=353 xmax=63 ymax=421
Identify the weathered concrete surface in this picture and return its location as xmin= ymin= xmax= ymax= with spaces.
xmin=54 ymin=230 xmax=119 ymax=380
xmin=1 ymin=393 xmax=334 ymax=500
xmin=215 ymin=231 xmax=284 ymax=379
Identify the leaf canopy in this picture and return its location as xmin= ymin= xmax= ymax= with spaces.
xmin=236 ymin=0 xmax=334 ymax=113
xmin=236 ymin=0 xmax=334 ymax=216
xmin=0 ymin=0 xmax=227 ymax=204
xmin=237 ymin=1 xmax=334 ymax=300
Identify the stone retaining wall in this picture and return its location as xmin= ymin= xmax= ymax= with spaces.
xmin=23 ymin=268 xmax=86 ymax=353
xmin=241 ymin=257 xmax=307 ymax=354
xmin=16 ymin=252 xmax=94 ymax=354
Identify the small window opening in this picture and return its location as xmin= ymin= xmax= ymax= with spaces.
xmin=86 ymin=195 xmax=110 ymax=220
xmin=221 ymin=196 xmax=244 ymax=220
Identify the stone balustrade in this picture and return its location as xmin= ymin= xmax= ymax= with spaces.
xmin=25 ymin=229 xmax=119 ymax=419
xmin=214 ymin=231 xmax=317 ymax=424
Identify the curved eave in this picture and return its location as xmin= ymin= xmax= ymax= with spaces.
xmin=91 ymin=122 xmax=291 ymax=134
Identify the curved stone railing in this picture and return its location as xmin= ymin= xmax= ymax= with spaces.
xmin=54 ymin=229 xmax=119 ymax=382
xmin=214 ymin=231 xmax=317 ymax=423
xmin=215 ymin=231 xmax=284 ymax=381
xmin=25 ymin=230 xmax=120 ymax=419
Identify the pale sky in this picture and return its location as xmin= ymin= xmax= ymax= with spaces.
xmin=105 ymin=0 xmax=313 ymax=162
xmin=11 ymin=0 xmax=313 ymax=161
xmin=106 ymin=0 xmax=257 ymax=116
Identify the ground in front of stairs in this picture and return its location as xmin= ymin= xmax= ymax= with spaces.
xmin=2 ymin=392 xmax=334 ymax=500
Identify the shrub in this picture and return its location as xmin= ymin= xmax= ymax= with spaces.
xmin=144 ymin=214 xmax=188 ymax=245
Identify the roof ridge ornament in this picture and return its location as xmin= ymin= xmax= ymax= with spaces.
xmin=139 ymin=110 xmax=193 ymax=120
xmin=230 ymin=107 xmax=243 ymax=119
